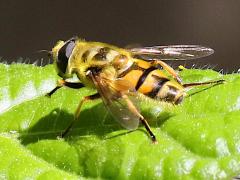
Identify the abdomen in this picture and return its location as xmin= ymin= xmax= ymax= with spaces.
xmin=118 ymin=59 xmax=185 ymax=105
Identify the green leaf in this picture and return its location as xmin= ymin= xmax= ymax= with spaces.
xmin=1 ymin=63 xmax=240 ymax=179
xmin=0 ymin=134 xmax=79 ymax=179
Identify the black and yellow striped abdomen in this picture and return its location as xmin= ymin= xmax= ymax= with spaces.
xmin=118 ymin=59 xmax=185 ymax=104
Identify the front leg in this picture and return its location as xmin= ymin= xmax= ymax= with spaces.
xmin=47 ymin=79 xmax=85 ymax=96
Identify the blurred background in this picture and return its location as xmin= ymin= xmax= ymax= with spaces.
xmin=0 ymin=0 xmax=239 ymax=72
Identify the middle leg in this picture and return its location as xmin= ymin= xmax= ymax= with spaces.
xmin=61 ymin=93 xmax=100 ymax=137
xmin=122 ymin=94 xmax=157 ymax=143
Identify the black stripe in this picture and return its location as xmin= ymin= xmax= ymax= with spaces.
xmin=135 ymin=66 xmax=157 ymax=90
xmin=147 ymin=75 xmax=169 ymax=98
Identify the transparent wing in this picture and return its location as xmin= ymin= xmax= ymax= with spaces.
xmin=91 ymin=74 xmax=140 ymax=130
xmin=129 ymin=45 xmax=214 ymax=61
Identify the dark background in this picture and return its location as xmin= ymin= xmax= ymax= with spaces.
xmin=0 ymin=0 xmax=239 ymax=72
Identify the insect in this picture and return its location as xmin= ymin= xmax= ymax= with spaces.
xmin=48 ymin=37 xmax=223 ymax=143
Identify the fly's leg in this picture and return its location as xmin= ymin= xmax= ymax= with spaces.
xmin=152 ymin=60 xmax=182 ymax=83
xmin=183 ymin=79 xmax=225 ymax=97
xmin=139 ymin=117 xmax=157 ymax=143
xmin=46 ymin=79 xmax=64 ymax=96
xmin=183 ymin=79 xmax=225 ymax=88
xmin=47 ymin=79 xmax=85 ymax=96
xmin=61 ymin=93 xmax=100 ymax=138
xmin=122 ymin=94 xmax=157 ymax=143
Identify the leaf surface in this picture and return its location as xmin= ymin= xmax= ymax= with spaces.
xmin=0 ymin=63 xmax=240 ymax=179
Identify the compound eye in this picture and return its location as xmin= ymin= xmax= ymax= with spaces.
xmin=57 ymin=38 xmax=76 ymax=75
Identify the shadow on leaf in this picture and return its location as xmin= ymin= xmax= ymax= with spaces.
xmin=20 ymin=101 xmax=173 ymax=145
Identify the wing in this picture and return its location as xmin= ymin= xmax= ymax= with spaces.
xmin=90 ymin=73 xmax=140 ymax=130
xmin=129 ymin=45 xmax=214 ymax=61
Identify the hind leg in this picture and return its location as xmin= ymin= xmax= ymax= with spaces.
xmin=183 ymin=79 xmax=225 ymax=88
xmin=152 ymin=60 xmax=182 ymax=83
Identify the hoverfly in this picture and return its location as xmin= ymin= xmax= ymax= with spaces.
xmin=48 ymin=37 xmax=223 ymax=143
